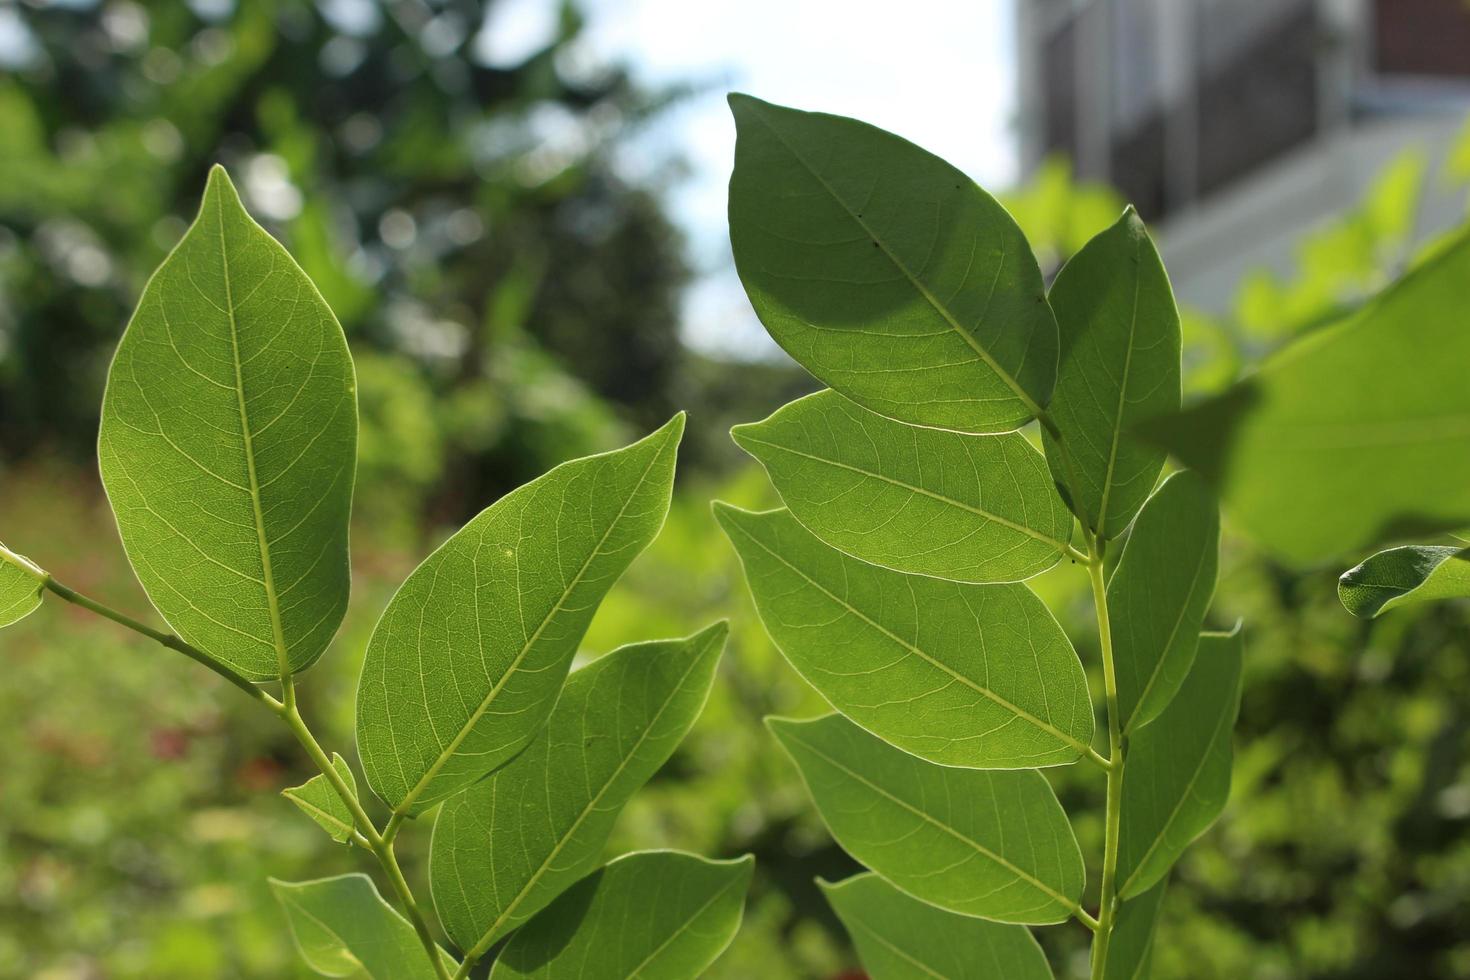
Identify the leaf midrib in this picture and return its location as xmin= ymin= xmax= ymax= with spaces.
xmin=1095 ymin=256 xmax=1143 ymax=538
xmin=1120 ymin=531 xmax=1212 ymax=734
xmin=217 ymin=192 xmax=291 ymax=681
xmin=728 ymin=516 xmax=1090 ymax=758
xmin=463 ymin=637 xmax=714 ymax=958
xmin=844 ymin=917 xmax=948 ymax=978
xmin=393 ymin=440 xmax=669 ymax=816
xmin=625 ymin=870 xmax=744 ymax=978
xmin=745 ymin=101 xmax=1045 ymax=419
xmin=737 ymin=433 xmax=1069 ymax=555
xmin=784 ymin=728 xmax=1076 ymax=918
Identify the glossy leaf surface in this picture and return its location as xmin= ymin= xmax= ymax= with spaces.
xmin=271 ymin=874 xmax=455 ymax=979
xmin=1041 ymin=209 xmax=1179 ymax=539
xmin=1118 ymin=630 xmax=1242 ymax=899
xmin=281 ymin=752 xmax=357 ymax=844
xmin=822 ymin=873 xmax=1054 ymax=980
xmin=769 ymin=713 xmax=1085 ymax=924
xmin=732 ymin=390 xmax=1072 ymax=582
xmin=357 ymin=415 xmax=684 ymax=815
xmin=1142 ymin=229 xmax=1470 ymax=565
xmin=717 ymin=505 xmax=1093 ymax=769
xmin=430 ymin=623 xmax=727 ymax=955
xmin=1109 ymin=471 xmax=1219 ymax=734
xmin=98 ymin=167 xmax=356 ymax=682
xmin=489 ymin=851 xmax=752 ymax=980
xmin=1339 ymin=545 xmax=1470 ymax=618
xmin=728 ymin=94 xmax=1057 ymax=433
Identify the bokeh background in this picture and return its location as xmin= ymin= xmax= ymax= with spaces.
xmin=4 ymin=1 xmax=1470 ymax=977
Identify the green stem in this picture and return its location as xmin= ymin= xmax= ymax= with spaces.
xmin=1085 ymin=539 xmax=1124 ymax=979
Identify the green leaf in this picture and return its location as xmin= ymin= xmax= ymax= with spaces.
xmin=821 ymin=873 xmax=1055 ymax=980
xmin=1109 ymin=471 xmax=1220 ymax=734
xmin=357 ymin=414 xmax=684 ymax=815
xmin=731 ymin=390 xmax=1072 ymax=582
xmin=489 ymin=851 xmax=753 ymax=980
xmin=1339 ymin=545 xmax=1470 ymax=618
xmin=430 ymin=622 xmax=728 ymax=955
xmin=270 ymin=873 xmax=456 ymax=979
xmin=281 ymin=752 xmax=358 ymax=844
xmin=1118 ymin=630 xmax=1242 ymax=900
xmin=0 ymin=543 xmax=44 ymax=629
xmin=768 ymin=713 xmax=1085 ymax=924
xmin=1041 ymin=208 xmax=1179 ymax=539
xmin=97 ymin=166 xmax=356 ymax=682
xmin=727 ymin=94 xmax=1057 ymax=434
xmin=1102 ymin=880 xmax=1167 ymax=980
xmin=1140 ymin=228 xmax=1470 ymax=565
xmin=716 ymin=505 xmax=1093 ymax=769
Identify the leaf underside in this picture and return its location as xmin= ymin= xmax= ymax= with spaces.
xmin=0 ymin=544 xmax=43 ymax=629
xmin=1339 ymin=544 xmax=1470 ymax=618
xmin=282 ymin=752 xmax=358 ymax=844
xmin=356 ymin=414 xmax=684 ymax=816
xmin=98 ymin=166 xmax=356 ymax=682
xmin=271 ymin=873 xmax=456 ymax=979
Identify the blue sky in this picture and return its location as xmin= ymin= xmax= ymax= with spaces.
xmin=575 ymin=0 xmax=1020 ymax=356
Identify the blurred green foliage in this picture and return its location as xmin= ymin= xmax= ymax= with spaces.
xmin=8 ymin=3 xmax=1470 ymax=978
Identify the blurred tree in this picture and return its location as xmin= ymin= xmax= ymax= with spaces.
xmin=0 ymin=0 xmax=694 ymax=522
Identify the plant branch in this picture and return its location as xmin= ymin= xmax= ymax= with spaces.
xmin=1086 ymin=538 xmax=1125 ymax=980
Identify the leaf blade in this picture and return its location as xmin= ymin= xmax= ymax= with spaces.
xmin=822 ymin=873 xmax=1055 ymax=980
xmin=489 ymin=851 xmax=753 ymax=980
xmin=1041 ymin=208 xmax=1180 ymax=538
xmin=1339 ymin=545 xmax=1470 ymax=618
xmin=356 ymin=415 xmax=684 ymax=815
xmin=429 ymin=623 xmax=728 ymax=954
xmin=732 ymin=390 xmax=1071 ymax=582
xmin=281 ymin=752 xmax=358 ymax=844
xmin=1102 ymin=881 xmax=1167 ymax=980
xmin=728 ymin=94 xmax=1057 ymax=434
xmin=98 ymin=166 xmax=356 ymax=681
xmin=271 ymin=873 xmax=456 ymax=979
xmin=768 ymin=713 xmax=1085 ymax=924
xmin=0 ymin=543 xmax=44 ymax=629
xmin=717 ymin=504 xmax=1093 ymax=769
xmin=1109 ymin=471 xmax=1220 ymax=734
xmin=1118 ymin=630 xmax=1243 ymax=899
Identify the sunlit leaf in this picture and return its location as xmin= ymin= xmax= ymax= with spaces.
xmin=281 ymin=752 xmax=358 ymax=844
xmin=732 ymin=390 xmax=1072 ymax=582
xmin=1118 ymin=630 xmax=1242 ymax=899
xmin=1141 ymin=229 xmax=1470 ymax=565
xmin=1041 ymin=209 xmax=1178 ymax=538
xmin=717 ymin=505 xmax=1093 ymax=769
xmin=1103 ymin=880 xmax=1166 ymax=980
xmin=768 ymin=713 xmax=1085 ymax=924
xmin=357 ymin=415 xmax=684 ymax=816
xmin=822 ymin=873 xmax=1055 ymax=979
xmin=489 ymin=851 xmax=753 ymax=980
xmin=1339 ymin=545 xmax=1470 ymax=619
xmin=271 ymin=873 xmax=456 ymax=979
xmin=727 ymin=94 xmax=1057 ymax=434
xmin=1110 ymin=471 xmax=1219 ymax=734
xmin=0 ymin=543 xmax=44 ymax=629
xmin=430 ymin=623 xmax=728 ymax=955
xmin=97 ymin=166 xmax=356 ymax=682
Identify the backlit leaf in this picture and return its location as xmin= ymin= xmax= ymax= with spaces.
xmin=98 ymin=166 xmax=356 ymax=682
xmin=732 ymin=390 xmax=1072 ymax=582
xmin=489 ymin=851 xmax=752 ymax=980
xmin=1041 ymin=209 xmax=1179 ymax=538
xmin=1103 ymin=880 xmax=1167 ymax=980
xmin=727 ymin=94 xmax=1057 ymax=434
xmin=1141 ymin=228 xmax=1470 ymax=565
xmin=822 ymin=873 xmax=1055 ymax=980
xmin=1118 ymin=630 xmax=1242 ymax=899
xmin=430 ymin=623 xmax=728 ymax=956
xmin=357 ymin=415 xmax=684 ymax=816
xmin=1339 ymin=545 xmax=1470 ymax=618
xmin=0 ymin=543 xmax=44 ymax=629
xmin=717 ymin=505 xmax=1093 ymax=769
xmin=271 ymin=874 xmax=456 ymax=979
xmin=768 ymin=713 xmax=1085 ymax=924
xmin=281 ymin=752 xmax=358 ymax=844
xmin=1109 ymin=471 xmax=1219 ymax=734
